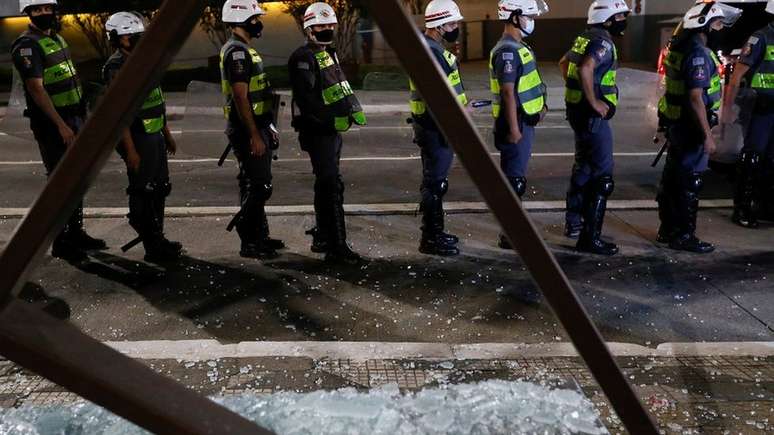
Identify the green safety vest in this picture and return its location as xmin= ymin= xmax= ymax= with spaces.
xmin=21 ymin=31 xmax=82 ymax=111
xmin=313 ymin=49 xmax=366 ymax=132
xmin=409 ymin=48 xmax=468 ymax=116
xmin=749 ymin=25 xmax=774 ymax=97
xmin=138 ymin=86 xmax=166 ymax=134
xmin=489 ymin=38 xmax=546 ymax=118
xmin=219 ymin=39 xmax=274 ymax=120
xmin=565 ymin=31 xmax=618 ymax=107
xmin=657 ymin=46 xmax=721 ymax=124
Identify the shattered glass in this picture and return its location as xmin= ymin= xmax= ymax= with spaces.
xmin=0 ymin=380 xmax=606 ymax=434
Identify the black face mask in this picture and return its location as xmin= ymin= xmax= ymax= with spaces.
xmin=706 ymin=28 xmax=725 ymax=51
xmin=443 ymin=27 xmax=460 ymax=43
xmin=313 ymin=29 xmax=335 ymax=44
xmin=607 ymin=19 xmax=627 ymax=36
xmin=244 ymin=20 xmax=264 ymax=39
xmin=30 ymin=13 xmax=58 ymax=32
xmin=124 ymin=34 xmax=142 ymax=51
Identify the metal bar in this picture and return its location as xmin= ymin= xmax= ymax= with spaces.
xmin=0 ymin=300 xmax=271 ymax=435
xmin=365 ymin=1 xmax=659 ymax=433
xmin=0 ymin=0 xmax=274 ymax=432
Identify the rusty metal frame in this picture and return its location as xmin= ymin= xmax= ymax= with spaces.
xmin=0 ymin=1 xmax=272 ymax=433
xmin=365 ymin=1 xmax=658 ymax=433
xmin=0 ymin=0 xmax=656 ymax=432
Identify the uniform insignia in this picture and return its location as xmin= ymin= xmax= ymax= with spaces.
xmin=19 ymin=48 xmax=33 ymax=56
xmin=743 ymin=44 xmax=753 ymax=57
xmin=502 ymin=52 xmax=514 ymax=61
xmin=692 ymin=57 xmax=705 ymax=66
xmin=22 ymin=57 xmax=32 ymax=68
xmin=504 ymin=61 xmax=514 ymax=74
xmin=693 ymin=66 xmax=706 ymax=81
xmin=748 ymin=36 xmax=760 ymax=46
xmin=597 ymin=47 xmax=608 ymax=58
xmin=601 ymin=40 xmax=612 ymax=50
xmin=297 ymin=61 xmax=310 ymax=70
xmin=232 ymin=51 xmax=245 ymax=60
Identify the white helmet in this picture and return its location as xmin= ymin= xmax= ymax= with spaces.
xmin=19 ymin=0 xmax=57 ymax=14
xmin=425 ymin=0 xmax=464 ymax=29
xmin=766 ymin=0 xmax=774 ymax=15
xmin=222 ymin=0 xmax=265 ymax=24
xmin=105 ymin=12 xmax=145 ymax=38
xmin=587 ymin=0 xmax=630 ymax=25
xmin=498 ymin=0 xmax=549 ymax=20
xmin=303 ymin=2 xmax=338 ymax=30
xmin=682 ymin=1 xmax=741 ymax=30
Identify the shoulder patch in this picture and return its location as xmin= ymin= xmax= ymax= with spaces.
xmin=502 ymin=52 xmax=514 ymax=61
xmin=232 ymin=51 xmax=245 ymax=60
xmin=692 ymin=57 xmax=705 ymax=66
xmin=504 ymin=61 xmax=514 ymax=74
xmin=601 ymin=40 xmax=612 ymax=50
xmin=748 ymin=36 xmax=760 ymax=46
xmin=19 ymin=48 xmax=33 ymax=56
xmin=297 ymin=61 xmax=310 ymax=70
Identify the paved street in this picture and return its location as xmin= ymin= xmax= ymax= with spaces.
xmin=1 ymin=64 xmax=772 ymax=433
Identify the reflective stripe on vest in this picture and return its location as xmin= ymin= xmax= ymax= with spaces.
xmin=139 ymin=87 xmax=166 ymax=134
xmin=489 ymin=39 xmax=546 ymax=118
xmin=219 ymin=40 xmax=273 ymax=119
xmin=24 ymin=32 xmax=82 ymax=109
xmin=409 ymin=49 xmax=468 ymax=116
xmin=313 ymin=50 xmax=366 ymax=132
xmin=750 ymin=43 xmax=774 ymax=93
xmin=658 ymin=48 xmax=721 ymax=123
xmin=565 ymin=33 xmax=618 ymax=107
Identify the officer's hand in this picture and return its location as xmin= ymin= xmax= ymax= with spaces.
xmin=593 ymin=100 xmax=610 ymax=119
xmin=166 ymin=136 xmax=177 ymax=156
xmin=58 ymin=123 xmax=76 ymax=147
xmin=126 ymin=150 xmax=141 ymax=173
xmin=250 ymin=134 xmax=267 ymax=157
xmin=704 ymin=135 xmax=717 ymax=156
xmin=506 ymin=129 xmax=522 ymax=144
xmin=538 ymin=106 xmax=548 ymax=123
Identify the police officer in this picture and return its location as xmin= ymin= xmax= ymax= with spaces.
xmin=289 ymin=2 xmax=367 ymax=265
xmin=220 ymin=0 xmax=284 ymax=260
xmin=103 ymin=12 xmax=182 ymax=263
xmin=657 ymin=1 xmax=740 ymax=253
xmin=723 ymin=0 xmax=774 ymax=228
xmin=490 ymin=0 xmax=549 ymax=250
xmin=11 ymin=0 xmax=106 ymax=262
xmin=409 ymin=0 xmax=466 ymax=257
xmin=559 ymin=0 xmax=629 ymax=256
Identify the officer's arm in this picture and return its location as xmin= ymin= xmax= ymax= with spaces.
xmin=290 ymin=53 xmax=329 ymax=124
xmin=722 ymin=62 xmax=750 ymax=116
xmin=232 ymin=81 xmax=262 ymax=140
xmin=688 ymin=88 xmax=712 ymax=140
xmin=558 ymin=54 xmax=570 ymax=81
xmin=501 ymin=82 xmax=521 ymax=141
xmin=24 ymin=78 xmax=70 ymax=134
xmin=577 ymin=56 xmax=600 ymax=106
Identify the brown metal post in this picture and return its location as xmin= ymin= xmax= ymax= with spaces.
xmin=0 ymin=0 xmax=273 ymax=433
xmin=365 ymin=1 xmax=659 ymax=433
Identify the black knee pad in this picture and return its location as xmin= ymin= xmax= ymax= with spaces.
xmin=156 ymin=182 xmax=172 ymax=198
xmin=259 ymin=183 xmax=273 ymax=201
xmin=685 ymin=172 xmax=703 ymax=194
xmin=428 ymin=179 xmax=448 ymax=197
xmin=595 ymin=176 xmax=615 ymax=197
xmin=508 ymin=177 xmax=527 ymax=197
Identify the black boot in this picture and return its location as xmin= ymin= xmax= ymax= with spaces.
xmin=306 ymin=227 xmax=328 ymax=253
xmin=576 ymin=177 xmax=618 ymax=256
xmin=261 ymin=213 xmax=285 ymax=250
xmin=499 ymin=177 xmax=526 ymax=249
xmin=325 ymin=178 xmax=365 ymax=265
xmin=419 ymin=181 xmax=459 ymax=256
xmin=564 ymin=182 xmax=585 ymax=239
xmin=669 ymin=172 xmax=714 ymax=254
xmin=236 ymin=208 xmax=278 ymax=260
xmin=66 ymin=204 xmax=107 ymax=251
xmin=732 ymin=151 xmax=760 ymax=228
xmin=758 ymin=157 xmax=774 ymax=221
xmin=152 ymin=184 xmax=182 ymax=253
xmin=656 ymin=171 xmax=677 ymax=243
xmin=51 ymin=230 xmax=88 ymax=262
xmin=130 ymin=193 xmax=181 ymax=263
